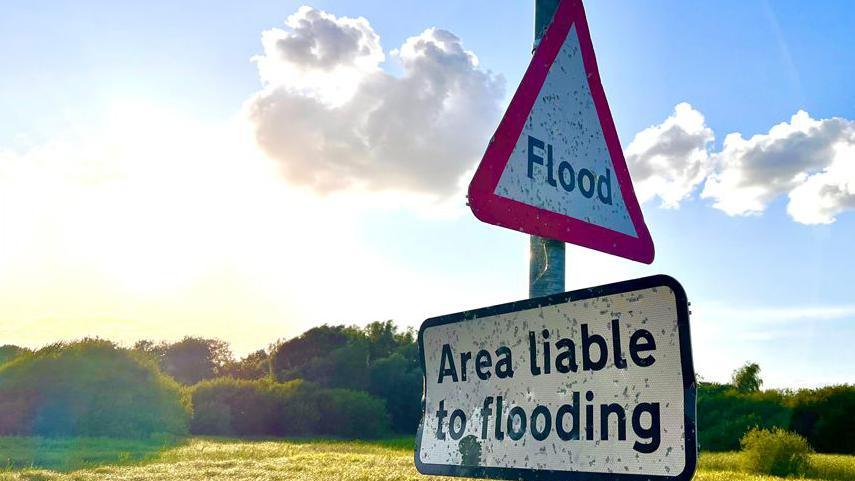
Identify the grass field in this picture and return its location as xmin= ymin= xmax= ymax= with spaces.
xmin=1 ymin=437 xmax=853 ymax=481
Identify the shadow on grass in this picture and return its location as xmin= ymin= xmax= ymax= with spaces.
xmin=0 ymin=435 xmax=187 ymax=472
xmin=268 ymin=436 xmax=415 ymax=450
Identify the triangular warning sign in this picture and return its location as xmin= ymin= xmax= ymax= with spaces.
xmin=468 ymin=0 xmax=654 ymax=264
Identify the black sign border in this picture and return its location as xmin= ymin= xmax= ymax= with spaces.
xmin=415 ymin=274 xmax=697 ymax=481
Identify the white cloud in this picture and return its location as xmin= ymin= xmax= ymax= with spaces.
xmin=253 ymin=6 xmax=384 ymax=106
xmin=786 ymin=141 xmax=855 ymax=224
xmin=631 ymin=106 xmax=855 ymax=224
xmin=702 ymin=111 xmax=855 ymax=220
xmin=246 ymin=7 xmax=505 ymax=197
xmin=625 ymin=102 xmax=714 ymax=208
xmin=248 ymin=8 xmax=855 ymax=224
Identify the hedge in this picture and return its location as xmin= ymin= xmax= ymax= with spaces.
xmin=189 ymin=378 xmax=391 ymax=438
xmin=788 ymin=385 xmax=855 ymax=454
xmin=0 ymin=339 xmax=190 ymax=437
xmin=698 ymin=382 xmax=855 ymax=453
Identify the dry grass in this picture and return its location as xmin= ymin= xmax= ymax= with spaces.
xmin=0 ymin=437 xmax=852 ymax=481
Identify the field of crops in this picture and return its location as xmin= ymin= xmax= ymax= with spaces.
xmin=1 ymin=437 xmax=853 ymax=481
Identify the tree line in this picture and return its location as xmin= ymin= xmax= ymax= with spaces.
xmin=699 ymin=363 xmax=854 ymax=453
xmin=0 ymin=322 xmax=852 ymax=453
xmin=129 ymin=320 xmax=422 ymax=432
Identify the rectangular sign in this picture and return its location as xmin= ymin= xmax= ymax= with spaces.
xmin=415 ymin=275 xmax=696 ymax=481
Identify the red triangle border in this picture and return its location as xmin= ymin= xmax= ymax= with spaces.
xmin=468 ymin=0 xmax=654 ymax=264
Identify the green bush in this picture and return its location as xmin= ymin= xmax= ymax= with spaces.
xmin=740 ymin=427 xmax=813 ymax=477
xmin=277 ymin=382 xmax=323 ymax=436
xmin=0 ymin=339 xmax=190 ymax=437
xmin=368 ymin=353 xmax=422 ymax=433
xmin=190 ymin=400 xmax=232 ymax=435
xmin=315 ymin=388 xmax=391 ymax=439
xmin=697 ymin=382 xmax=791 ymax=451
xmin=697 ymin=382 xmax=855 ymax=454
xmin=189 ymin=378 xmax=390 ymax=438
xmin=789 ymin=385 xmax=855 ymax=454
xmin=190 ymin=378 xmax=299 ymax=436
xmin=0 ymin=345 xmax=29 ymax=366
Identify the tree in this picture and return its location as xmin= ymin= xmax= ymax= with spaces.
xmin=271 ymin=325 xmax=359 ymax=381
xmin=732 ymin=362 xmax=763 ymax=392
xmin=363 ymin=321 xmax=415 ymax=361
xmin=788 ymin=385 xmax=855 ymax=454
xmin=221 ymin=350 xmax=271 ymax=380
xmin=287 ymin=341 xmax=370 ymax=389
xmin=267 ymin=320 xmax=425 ymax=431
xmin=134 ymin=337 xmax=233 ymax=385
xmin=697 ymin=382 xmax=790 ymax=451
xmin=364 ymin=320 xmax=399 ymax=362
xmin=369 ymin=352 xmax=422 ymax=432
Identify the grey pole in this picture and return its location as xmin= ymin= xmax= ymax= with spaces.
xmin=529 ymin=0 xmax=566 ymax=299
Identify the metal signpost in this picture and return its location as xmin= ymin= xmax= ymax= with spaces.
xmin=415 ymin=0 xmax=697 ymax=481
xmin=416 ymin=1 xmax=695 ymax=479
xmin=529 ymin=0 xmax=565 ymax=300
xmin=415 ymin=276 xmax=696 ymax=480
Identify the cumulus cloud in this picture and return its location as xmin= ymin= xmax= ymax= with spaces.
xmin=629 ymin=105 xmax=855 ymax=224
xmin=247 ymin=7 xmax=504 ymax=196
xmin=786 ymin=141 xmax=855 ymax=224
xmin=246 ymin=7 xmax=855 ymax=222
xmin=253 ymin=6 xmax=384 ymax=106
xmin=625 ymin=102 xmax=714 ymax=208
xmin=701 ymin=111 xmax=855 ymax=220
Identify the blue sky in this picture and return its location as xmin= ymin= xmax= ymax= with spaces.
xmin=0 ymin=1 xmax=853 ymax=388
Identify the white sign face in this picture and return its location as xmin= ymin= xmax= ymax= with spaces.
xmin=493 ymin=23 xmax=636 ymax=237
xmin=415 ymin=276 xmax=696 ymax=481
